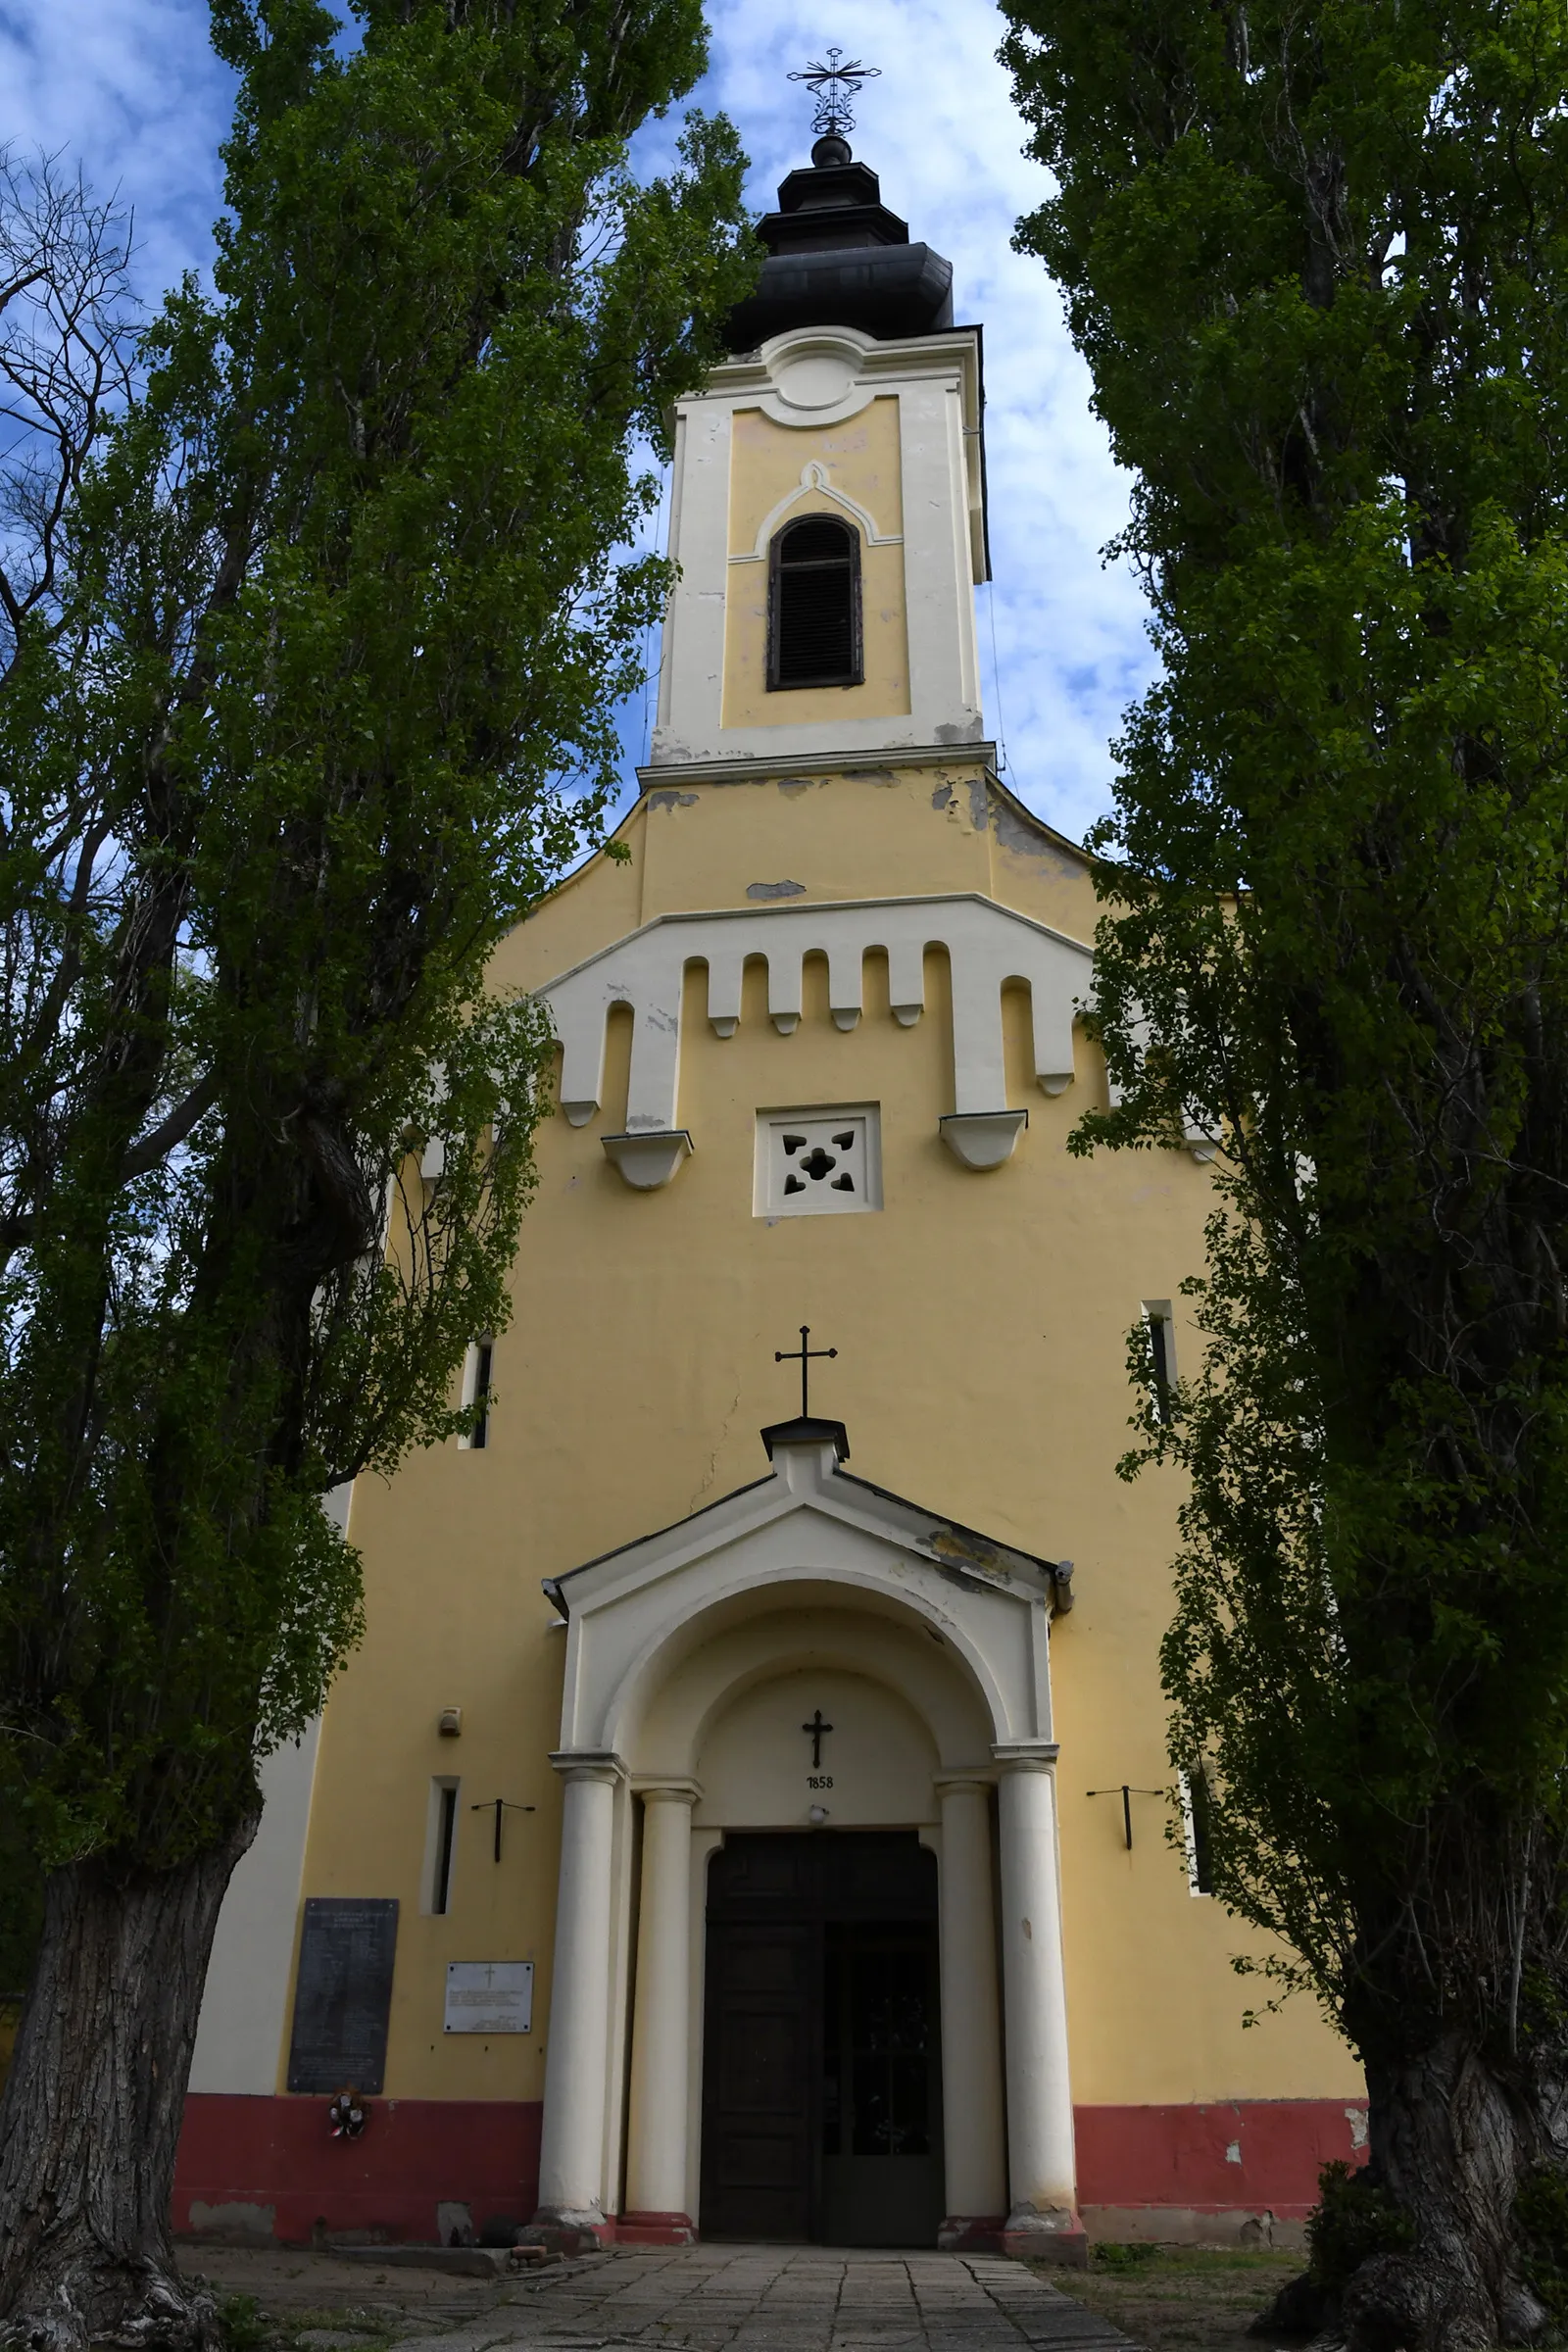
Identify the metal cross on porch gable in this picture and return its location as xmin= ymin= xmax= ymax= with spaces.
xmin=802 ymin=1710 xmax=834 ymax=1768
xmin=774 ymin=1324 xmax=837 ymax=1419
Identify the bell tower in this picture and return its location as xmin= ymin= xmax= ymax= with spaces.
xmin=650 ymin=95 xmax=989 ymax=772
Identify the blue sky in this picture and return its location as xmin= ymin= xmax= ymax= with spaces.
xmin=0 ymin=0 xmax=1154 ymax=844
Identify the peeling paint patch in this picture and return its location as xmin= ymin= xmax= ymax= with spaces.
xmin=1346 ymin=2106 xmax=1369 ymax=2150
xmin=188 ymin=2200 xmax=276 ymax=2241
xmin=437 ymin=2201 xmax=474 ymax=2247
xmin=991 ymin=789 xmax=1080 ymax=874
xmin=950 ymin=774 xmax=1083 ymax=873
xmin=776 ymin=779 xmax=814 ymax=797
xmin=928 ymin=1525 xmax=1003 ymax=1573
xmin=646 ymin=790 xmax=698 ymax=811
xmin=747 ymin=879 xmax=807 ymax=900
xmin=934 ymin=1559 xmax=996 ymax=1596
xmin=1225 ymin=2141 xmax=1243 ymax=2166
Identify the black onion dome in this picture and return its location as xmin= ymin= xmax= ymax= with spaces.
xmin=725 ymin=136 xmax=954 ymax=351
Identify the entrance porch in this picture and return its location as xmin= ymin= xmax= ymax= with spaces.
xmin=528 ymin=1417 xmax=1081 ymax=2262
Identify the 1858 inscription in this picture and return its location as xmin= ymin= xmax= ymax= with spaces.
xmin=286 ymin=1897 xmax=399 ymax=2093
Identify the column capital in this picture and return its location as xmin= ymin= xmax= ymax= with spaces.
xmin=991 ymin=1741 xmax=1060 ymax=1773
xmin=550 ymin=1749 xmax=625 ymax=1787
xmin=631 ymin=1777 xmax=702 ymax=1806
xmin=934 ymin=1771 xmax=997 ymax=1795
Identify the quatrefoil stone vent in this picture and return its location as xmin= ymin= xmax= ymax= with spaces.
xmin=759 ymin=1107 xmax=881 ymax=1217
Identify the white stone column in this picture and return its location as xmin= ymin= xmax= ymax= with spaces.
xmin=623 ymin=1783 xmax=700 ymax=2238
xmin=532 ymin=1753 xmax=620 ymax=2245
xmin=935 ymin=1777 xmax=1007 ymax=2243
xmin=996 ymin=1747 xmax=1083 ymax=2260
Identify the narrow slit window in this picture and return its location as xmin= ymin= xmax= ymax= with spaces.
xmin=461 ymin=1338 xmax=493 ymax=1450
xmin=1181 ymin=1771 xmax=1214 ymax=1897
xmin=430 ymin=1781 xmax=460 ymax=1914
xmin=1143 ymin=1302 xmax=1175 ymax=1424
xmin=768 ymin=514 xmax=862 ymax=691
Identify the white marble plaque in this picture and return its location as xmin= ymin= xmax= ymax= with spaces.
xmin=443 ymin=1961 xmax=534 ymax=2034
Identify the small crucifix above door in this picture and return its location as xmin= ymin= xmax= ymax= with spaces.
xmin=802 ymin=1709 xmax=834 ymax=1768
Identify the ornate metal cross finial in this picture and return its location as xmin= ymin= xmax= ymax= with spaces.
xmin=774 ymin=1323 xmax=838 ymax=1418
xmin=788 ymin=46 xmax=881 ymax=140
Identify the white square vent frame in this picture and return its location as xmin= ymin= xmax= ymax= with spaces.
xmin=756 ymin=1105 xmax=882 ymax=1217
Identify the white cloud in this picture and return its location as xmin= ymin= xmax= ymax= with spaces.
xmin=0 ymin=0 xmax=233 ymax=301
xmin=0 ymin=0 xmax=1152 ymax=845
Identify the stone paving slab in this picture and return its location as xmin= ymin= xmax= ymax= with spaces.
xmin=389 ymin=2248 xmax=1140 ymax=2352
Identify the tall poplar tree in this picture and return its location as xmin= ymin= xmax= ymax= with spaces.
xmin=0 ymin=6 xmax=752 ymax=2345
xmin=999 ymin=5 xmax=1568 ymax=2346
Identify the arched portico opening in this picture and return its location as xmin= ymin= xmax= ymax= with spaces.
xmin=620 ymin=1609 xmax=1001 ymax=2248
xmin=529 ymin=1420 xmax=1081 ymax=2261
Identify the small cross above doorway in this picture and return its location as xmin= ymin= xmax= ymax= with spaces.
xmin=774 ymin=1324 xmax=838 ymax=1418
xmin=802 ymin=1709 xmax=834 ymax=1768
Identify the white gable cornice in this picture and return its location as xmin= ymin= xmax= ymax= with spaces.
xmin=546 ymin=1431 xmax=1067 ymax=1762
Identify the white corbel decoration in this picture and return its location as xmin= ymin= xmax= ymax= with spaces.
xmin=601 ymin=1130 xmax=693 ymax=1191
xmin=940 ymin=1109 xmax=1029 ymax=1171
xmin=541 ymin=895 xmax=1089 ymax=1154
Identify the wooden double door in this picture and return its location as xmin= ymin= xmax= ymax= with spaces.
xmin=699 ymin=1832 xmax=945 ymax=2245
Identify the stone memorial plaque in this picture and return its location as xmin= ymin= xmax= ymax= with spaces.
xmin=286 ymin=1896 xmax=399 ymax=2092
xmin=443 ymin=1960 xmax=534 ymax=2034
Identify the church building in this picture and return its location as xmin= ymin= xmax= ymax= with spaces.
xmin=173 ymin=111 xmax=1366 ymax=2261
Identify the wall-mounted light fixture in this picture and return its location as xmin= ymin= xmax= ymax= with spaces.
xmin=470 ymin=1795 xmax=536 ymax=1861
xmin=1087 ymin=1784 xmax=1163 ymax=1850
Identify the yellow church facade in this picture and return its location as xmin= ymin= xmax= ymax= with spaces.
xmin=173 ymin=131 xmax=1363 ymax=2260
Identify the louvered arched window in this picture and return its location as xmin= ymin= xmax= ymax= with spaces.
xmin=767 ymin=514 xmax=862 ymax=691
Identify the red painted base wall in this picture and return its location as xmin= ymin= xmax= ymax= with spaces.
xmin=174 ymin=2094 xmax=1366 ymax=2245
xmin=174 ymin=2095 xmax=543 ymax=2246
xmin=1076 ymin=2100 xmax=1367 ymax=2221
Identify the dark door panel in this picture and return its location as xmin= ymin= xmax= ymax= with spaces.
xmin=700 ymin=1919 xmax=815 ymax=2240
xmin=699 ymin=1833 xmax=945 ymax=2246
xmin=820 ymin=1921 xmax=944 ymax=2246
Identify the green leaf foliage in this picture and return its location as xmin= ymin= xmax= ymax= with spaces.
xmin=0 ymin=2 xmax=755 ymax=1886
xmin=1308 ymin=2161 xmax=1416 ymax=2292
xmin=1000 ymin=0 xmax=1568 ymax=2282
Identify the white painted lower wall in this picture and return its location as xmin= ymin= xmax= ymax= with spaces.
xmin=188 ymin=1721 xmax=322 ymax=2096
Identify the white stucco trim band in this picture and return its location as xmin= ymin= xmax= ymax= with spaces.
xmin=540 ymin=892 xmax=1093 ymax=1134
xmin=636 ymin=742 xmax=1001 ymax=787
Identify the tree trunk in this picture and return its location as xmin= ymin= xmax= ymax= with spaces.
xmin=1334 ymin=2033 xmax=1555 ymax=2352
xmin=0 ymin=1810 xmax=259 ymax=2352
